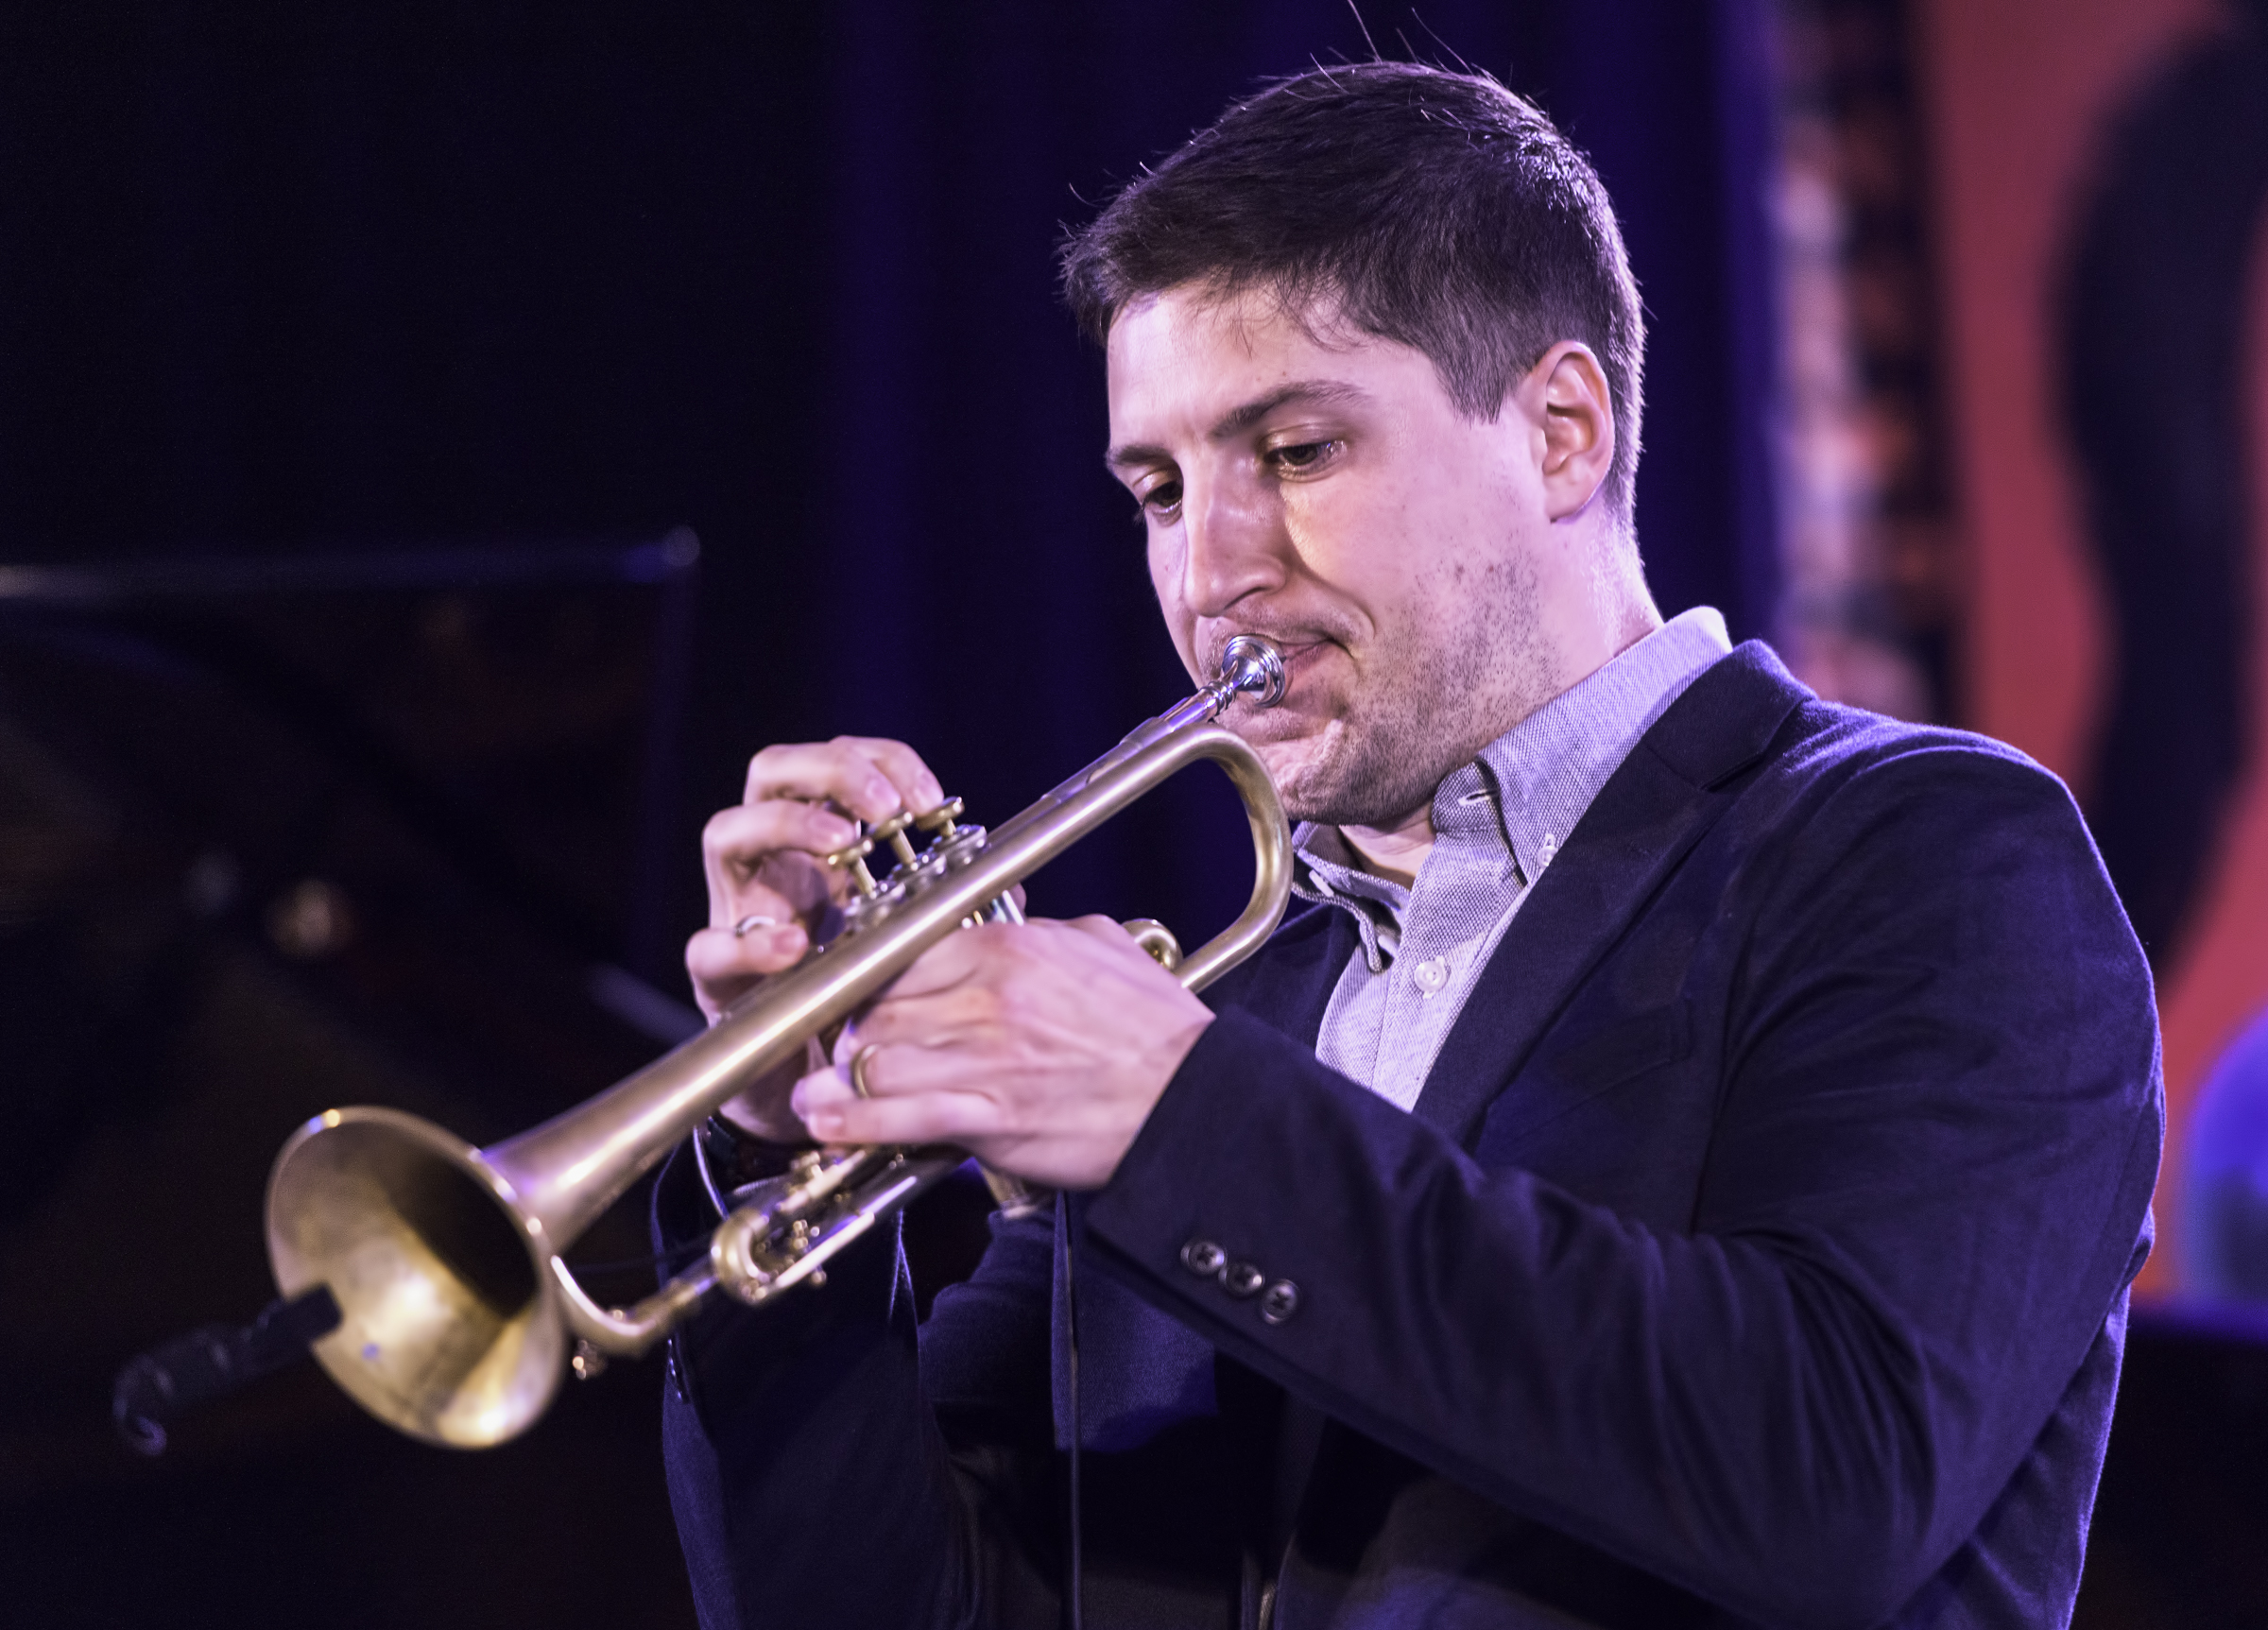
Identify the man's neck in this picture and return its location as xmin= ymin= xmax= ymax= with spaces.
xmin=1339 ymin=805 xmax=1435 ymax=887
xmin=1332 ymin=598 xmax=1670 ymax=887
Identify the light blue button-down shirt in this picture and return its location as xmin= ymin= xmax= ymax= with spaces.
xmin=1292 ymin=608 xmax=1733 ymax=1111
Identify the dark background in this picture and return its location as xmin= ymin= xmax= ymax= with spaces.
xmin=2 ymin=2 xmax=2250 ymax=1626
xmin=0 ymin=0 xmax=1783 ymax=959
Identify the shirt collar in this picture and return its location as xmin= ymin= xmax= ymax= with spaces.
xmin=1473 ymin=606 xmax=1732 ymax=884
xmin=1292 ymin=607 xmax=1733 ymax=960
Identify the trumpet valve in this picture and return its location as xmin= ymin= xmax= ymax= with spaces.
xmin=824 ymin=834 xmax=880 ymax=898
xmin=869 ymin=810 xmax=920 ymax=870
xmin=915 ymin=798 xmax=964 ymax=841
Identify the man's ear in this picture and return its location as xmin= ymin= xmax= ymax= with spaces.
xmin=1530 ymin=342 xmax=1615 ymax=523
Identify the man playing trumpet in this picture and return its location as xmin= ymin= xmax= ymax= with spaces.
xmin=667 ymin=62 xmax=2158 ymax=1630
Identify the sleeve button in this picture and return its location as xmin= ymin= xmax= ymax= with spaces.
xmin=1179 ymin=1239 xmax=1226 ymax=1277
xmin=1222 ymin=1261 xmax=1266 ymax=1297
xmin=1260 ymin=1280 xmax=1300 ymax=1324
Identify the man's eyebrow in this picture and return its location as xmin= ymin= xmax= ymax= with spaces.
xmin=1208 ymin=379 xmax=1368 ymax=440
xmin=1105 ymin=379 xmax=1371 ymax=471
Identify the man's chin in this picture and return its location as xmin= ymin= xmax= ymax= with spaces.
xmin=1236 ymin=711 xmax=1418 ymax=827
xmin=1258 ymin=729 xmax=1453 ymax=830
xmin=1246 ymin=724 xmax=1327 ymax=783
xmin=1254 ymin=735 xmax=1357 ymax=827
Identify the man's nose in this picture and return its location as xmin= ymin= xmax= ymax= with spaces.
xmin=1180 ymin=472 xmax=1285 ymax=619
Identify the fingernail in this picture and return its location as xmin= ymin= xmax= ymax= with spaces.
xmin=804 ymin=1110 xmax=843 ymax=1139
xmin=867 ymin=777 xmax=895 ymax=811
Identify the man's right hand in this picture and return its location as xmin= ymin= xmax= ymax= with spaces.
xmin=686 ymin=735 xmax=945 ymax=1141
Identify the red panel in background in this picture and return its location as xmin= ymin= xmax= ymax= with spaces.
xmin=1918 ymin=0 xmax=2268 ymax=1295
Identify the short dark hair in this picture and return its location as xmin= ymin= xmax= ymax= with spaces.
xmin=1060 ymin=61 xmax=1645 ymax=517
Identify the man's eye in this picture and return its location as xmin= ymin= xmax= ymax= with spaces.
xmin=1270 ymin=440 xmax=1339 ymax=473
xmin=1139 ymin=479 xmax=1184 ymax=518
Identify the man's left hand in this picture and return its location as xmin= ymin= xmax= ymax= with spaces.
xmin=789 ymin=917 xmax=1214 ymax=1190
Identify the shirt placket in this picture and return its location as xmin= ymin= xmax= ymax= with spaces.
xmin=1379 ymin=846 xmax=1482 ymax=1100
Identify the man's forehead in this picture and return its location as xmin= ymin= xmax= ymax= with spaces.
xmin=1104 ymin=283 xmax=1398 ymax=444
xmin=1108 ymin=281 xmax=1361 ymax=367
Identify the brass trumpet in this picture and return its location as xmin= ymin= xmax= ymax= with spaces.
xmin=264 ymin=636 xmax=1292 ymax=1447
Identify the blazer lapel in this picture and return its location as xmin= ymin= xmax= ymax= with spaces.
xmin=1411 ymin=643 xmax=1808 ymax=1145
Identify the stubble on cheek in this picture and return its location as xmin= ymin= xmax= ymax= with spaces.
xmin=1264 ymin=552 xmax=1551 ymax=830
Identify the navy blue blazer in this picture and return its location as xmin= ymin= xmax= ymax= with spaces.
xmin=658 ymin=643 xmax=2162 ymax=1630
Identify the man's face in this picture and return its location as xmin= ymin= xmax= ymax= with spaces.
xmin=1106 ymin=283 xmax=1561 ymax=829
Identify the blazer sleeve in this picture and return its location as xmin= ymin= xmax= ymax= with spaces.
xmin=1079 ymin=737 xmax=2163 ymax=1629
xmin=655 ymin=1146 xmax=1066 ymax=1630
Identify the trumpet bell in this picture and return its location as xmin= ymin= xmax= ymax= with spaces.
xmin=267 ymin=1107 xmax=564 ymax=1448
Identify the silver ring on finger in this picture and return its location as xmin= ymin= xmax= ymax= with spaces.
xmin=850 ymin=1043 xmax=882 ymax=1101
xmin=732 ymin=913 xmax=779 ymax=938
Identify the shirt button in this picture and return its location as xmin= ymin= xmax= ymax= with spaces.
xmin=1222 ymin=1261 xmax=1266 ymax=1297
xmin=1179 ymin=1239 xmax=1226 ymax=1277
xmin=1260 ymin=1280 xmax=1300 ymax=1325
xmin=1413 ymin=956 xmax=1448 ymax=995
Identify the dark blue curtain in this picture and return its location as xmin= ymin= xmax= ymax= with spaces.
xmin=1 ymin=0 xmax=1778 ymax=982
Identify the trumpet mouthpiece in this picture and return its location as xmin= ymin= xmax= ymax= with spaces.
xmin=1218 ymin=634 xmax=1288 ymax=710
